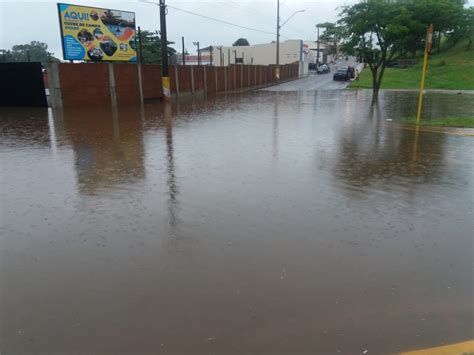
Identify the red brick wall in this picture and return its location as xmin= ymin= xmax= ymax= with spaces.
xmin=59 ymin=63 xmax=110 ymax=107
xmin=114 ymin=64 xmax=140 ymax=106
xmin=141 ymin=64 xmax=162 ymax=100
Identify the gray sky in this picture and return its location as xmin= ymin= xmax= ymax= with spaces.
xmin=0 ymin=0 xmax=357 ymax=59
xmin=1 ymin=0 xmax=472 ymax=60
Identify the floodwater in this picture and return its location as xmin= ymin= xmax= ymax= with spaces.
xmin=1 ymin=90 xmax=473 ymax=354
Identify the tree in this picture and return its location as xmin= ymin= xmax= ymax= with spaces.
xmin=338 ymin=0 xmax=427 ymax=100
xmin=232 ymin=38 xmax=250 ymax=46
xmin=139 ymin=30 xmax=176 ymax=64
xmin=4 ymin=41 xmax=60 ymax=65
xmin=319 ymin=22 xmax=345 ymax=58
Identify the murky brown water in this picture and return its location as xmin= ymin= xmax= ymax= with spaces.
xmin=1 ymin=90 xmax=473 ymax=354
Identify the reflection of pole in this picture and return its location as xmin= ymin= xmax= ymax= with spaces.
xmin=159 ymin=0 xmax=170 ymax=100
xmin=164 ymin=103 xmax=178 ymax=229
xmin=182 ymin=36 xmax=185 ymax=65
xmin=138 ymin=26 xmax=144 ymax=63
xmin=416 ymin=24 xmax=433 ymax=123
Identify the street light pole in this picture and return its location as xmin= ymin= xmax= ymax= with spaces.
xmin=159 ymin=0 xmax=170 ymax=100
xmin=276 ymin=4 xmax=305 ymax=80
xmin=316 ymin=25 xmax=320 ymax=66
xmin=276 ymin=0 xmax=280 ymax=80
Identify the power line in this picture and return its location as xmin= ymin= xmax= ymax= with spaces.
xmin=167 ymin=5 xmax=277 ymax=36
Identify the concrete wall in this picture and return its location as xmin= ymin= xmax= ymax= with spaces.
xmin=48 ymin=62 xmax=299 ymax=108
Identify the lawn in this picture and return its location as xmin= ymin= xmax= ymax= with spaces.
xmin=400 ymin=116 xmax=474 ymax=128
xmin=350 ymin=41 xmax=474 ymax=90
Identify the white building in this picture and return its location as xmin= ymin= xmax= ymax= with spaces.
xmin=204 ymin=40 xmax=315 ymax=76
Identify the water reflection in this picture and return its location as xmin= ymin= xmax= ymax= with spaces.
xmin=333 ymin=93 xmax=449 ymax=193
xmin=0 ymin=107 xmax=51 ymax=149
xmin=57 ymin=106 xmax=146 ymax=195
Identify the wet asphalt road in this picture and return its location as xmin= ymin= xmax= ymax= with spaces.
xmin=1 ymin=87 xmax=473 ymax=354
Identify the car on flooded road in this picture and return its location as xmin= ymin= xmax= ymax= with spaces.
xmin=333 ymin=66 xmax=350 ymax=81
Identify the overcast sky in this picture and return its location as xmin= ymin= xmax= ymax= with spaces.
xmin=1 ymin=0 xmax=472 ymax=60
xmin=0 ymin=0 xmax=360 ymax=59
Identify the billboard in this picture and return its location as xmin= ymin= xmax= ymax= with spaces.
xmin=57 ymin=3 xmax=137 ymax=62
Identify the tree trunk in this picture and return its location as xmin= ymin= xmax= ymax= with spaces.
xmin=437 ymin=31 xmax=442 ymax=53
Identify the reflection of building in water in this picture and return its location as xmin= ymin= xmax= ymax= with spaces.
xmin=61 ymin=107 xmax=145 ymax=195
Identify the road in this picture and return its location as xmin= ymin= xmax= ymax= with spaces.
xmin=1 ymin=77 xmax=473 ymax=354
xmin=263 ymin=60 xmax=363 ymax=91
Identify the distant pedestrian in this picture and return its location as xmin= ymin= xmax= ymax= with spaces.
xmin=355 ymin=69 xmax=360 ymax=81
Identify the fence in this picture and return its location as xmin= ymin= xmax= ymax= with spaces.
xmin=47 ymin=62 xmax=300 ymax=108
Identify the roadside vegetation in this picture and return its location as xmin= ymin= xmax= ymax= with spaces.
xmin=350 ymin=40 xmax=474 ymax=90
xmin=399 ymin=116 xmax=474 ymax=128
xmin=323 ymin=0 xmax=473 ymax=99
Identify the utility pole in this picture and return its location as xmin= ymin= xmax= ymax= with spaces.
xmin=27 ymin=50 xmax=31 ymax=62
xmin=242 ymin=52 xmax=245 ymax=65
xmin=217 ymin=46 xmax=223 ymax=66
xmin=1 ymin=49 xmax=6 ymax=62
xmin=159 ymin=0 xmax=170 ymax=99
xmin=316 ymin=25 xmax=320 ymax=67
xmin=193 ymin=41 xmax=200 ymax=65
xmin=233 ymin=50 xmax=237 ymax=64
xmin=182 ymin=36 xmax=185 ymax=65
xmin=138 ymin=26 xmax=144 ymax=63
xmin=276 ymin=0 xmax=280 ymax=80
xmin=228 ymin=48 xmax=230 ymax=66
xmin=210 ymin=45 xmax=213 ymax=66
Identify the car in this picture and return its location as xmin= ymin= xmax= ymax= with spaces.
xmin=317 ymin=64 xmax=330 ymax=74
xmin=333 ymin=66 xmax=350 ymax=81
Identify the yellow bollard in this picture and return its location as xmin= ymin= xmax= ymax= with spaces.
xmin=416 ymin=24 xmax=433 ymax=124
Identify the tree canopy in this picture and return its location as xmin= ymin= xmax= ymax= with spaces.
xmin=233 ymin=38 xmax=250 ymax=46
xmin=2 ymin=41 xmax=60 ymax=66
xmin=337 ymin=0 xmax=468 ymax=99
xmin=138 ymin=30 xmax=176 ymax=64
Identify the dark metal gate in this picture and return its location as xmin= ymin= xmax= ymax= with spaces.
xmin=0 ymin=62 xmax=47 ymax=107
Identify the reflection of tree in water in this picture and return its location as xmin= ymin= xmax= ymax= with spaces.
xmin=60 ymin=107 xmax=145 ymax=195
xmin=333 ymin=100 xmax=447 ymax=191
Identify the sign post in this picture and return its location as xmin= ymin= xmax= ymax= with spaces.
xmin=416 ymin=24 xmax=433 ymax=123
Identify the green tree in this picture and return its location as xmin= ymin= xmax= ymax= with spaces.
xmin=338 ymin=0 xmax=427 ymax=99
xmin=4 ymin=41 xmax=60 ymax=65
xmin=319 ymin=22 xmax=345 ymax=58
xmin=139 ymin=30 xmax=176 ymax=64
xmin=232 ymin=38 xmax=250 ymax=46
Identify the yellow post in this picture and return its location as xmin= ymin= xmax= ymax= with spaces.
xmin=416 ymin=24 xmax=433 ymax=124
xmin=162 ymin=76 xmax=171 ymax=101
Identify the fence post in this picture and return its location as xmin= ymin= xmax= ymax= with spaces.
xmin=174 ymin=65 xmax=179 ymax=99
xmin=108 ymin=63 xmax=117 ymax=108
xmin=233 ymin=64 xmax=236 ymax=91
xmin=224 ymin=67 xmax=227 ymax=93
xmin=190 ymin=66 xmax=195 ymax=94
xmin=47 ymin=63 xmax=63 ymax=109
xmin=137 ymin=64 xmax=144 ymax=103
xmin=203 ymin=66 xmax=207 ymax=95
xmin=240 ymin=65 xmax=243 ymax=92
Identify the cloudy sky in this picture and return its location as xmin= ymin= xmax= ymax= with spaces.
xmin=0 ymin=0 xmax=359 ymax=59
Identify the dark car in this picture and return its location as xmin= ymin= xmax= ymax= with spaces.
xmin=333 ymin=66 xmax=350 ymax=81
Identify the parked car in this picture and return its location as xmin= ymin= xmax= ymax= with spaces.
xmin=333 ymin=66 xmax=350 ymax=81
xmin=317 ymin=64 xmax=330 ymax=74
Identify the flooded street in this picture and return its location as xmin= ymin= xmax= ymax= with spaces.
xmin=1 ymin=90 xmax=473 ymax=353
